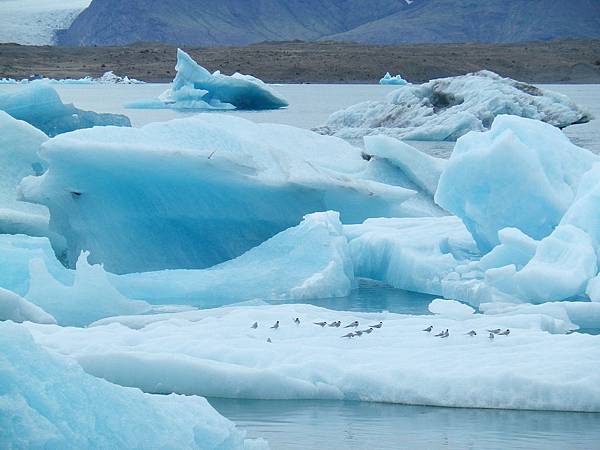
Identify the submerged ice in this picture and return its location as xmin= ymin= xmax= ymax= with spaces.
xmin=0 ymin=82 xmax=131 ymax=136
xmin=316 ymin=70 xmax=590 ymax=140
xmin=128 ymin=49 xmax=288 ymax=111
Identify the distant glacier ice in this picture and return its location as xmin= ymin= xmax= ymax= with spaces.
xmin=316 ymin=70 xmax=591 ymax=140
xmin=128 ymin=49 xmax=288 ymax=111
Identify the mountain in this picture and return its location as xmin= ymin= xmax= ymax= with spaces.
xmin=57 ymin=0 xmax=600 ymax=47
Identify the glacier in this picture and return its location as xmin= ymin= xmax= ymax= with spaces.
xmin=23 ymin=302 xmax=600 ymax=412
xmin=0 ymin=82 xmax=131 ymax=137
xmin=315 ymin=70 xmax=591 ymax=140
xmin=379 ymin=72 xmax=408 ymax=86
xmin=0 ymin=321 xmax=265 ymax=450
xmin=128 ymin=49 xmax=288 ymax=111
xmin=21 ymin=114 xmax=415 ymax=273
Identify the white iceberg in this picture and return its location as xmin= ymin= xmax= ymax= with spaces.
xmin=0 ymin=321 xmax=264 ymax=450
xmin=0 ymin=82 xmax=131 ymax=137
xmin=379 ymin=72 xmax=408 ymax=86
xmin=24 ymin=303 xmax=600 ymax=412
xmin=21 ymin=115 xmax=415 ymax=273
xmin=435 ymin=115 xmax=598 ymax=252
xmin=316 ymin=70 xmax=590 ymax=140
xmin=128 ymin=49 xmax=287 ymax=111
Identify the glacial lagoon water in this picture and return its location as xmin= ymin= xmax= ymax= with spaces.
xmin=2 ymin=81 xmax=600 ymax=449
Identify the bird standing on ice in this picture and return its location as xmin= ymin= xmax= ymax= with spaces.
xmin=344 ymin=321 xmax=359 ymax=328
xmin=294 ymin=318 xmax=300 ymax=325
xmin=466 ymin=330 xmax=476 ymax=336
xmin=434 ymin=329 xmax=446 ymax=337
xmin=499 ymin=329 xmax=510 ymax=336
xmin=328 ymin=321 xmax=341 ymax=327
xmin=369 ymin=322 xmax=383 ymax=329
xmin=362 ymin=328 xmax=374 ymax=334
xmin=489 ymin=332 xmax=495 ymax=340
xmin=423 ymin=325 xmax=433 ymax=333
xmin=488 ymin=329 xmax=501 ymax=334
xmin=251 ymin=322 xmax=258 ymax=329
xmin=271 ymin=321 xmax=279 ymax=329
xmin=314 ymin=321 xmax=327 ymax=327
xmin=341 ymin=332 xmax=355 ymax=338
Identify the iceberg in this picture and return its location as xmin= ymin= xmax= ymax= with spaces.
xmin=0 ymin=322 xmax=264 ymax=450
xmin=111 ymin=212 xmax=355 ymax=306
xmin=315 ymin=70 xmax=590 ymax=140
xmin=379 ymin=72 xmax=408 ymax=86
xmin=128 ymin=49 xmax=287 ymax=111
xmin=21 ymin=115 xmax=415 ymax=273
xmin=25 ymin=303 xmax=600 ymax=412
xmin=0 ymin=82 xmax=131 ymax=137
xmin=0 ymin=71 xmax=144 ymax=85
xmin=435 ymin=115 xmax=598 ymax=252
xmin=344 ymin=216 xmax=478 ymax=296
xmin=0 ymin=287 xmax=56 ymax=324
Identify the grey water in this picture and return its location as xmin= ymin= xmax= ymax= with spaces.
xmin=209 ymin=398 xmax=600 ymax=450
xmin=2 ymin=81 xmax=599 ymax=449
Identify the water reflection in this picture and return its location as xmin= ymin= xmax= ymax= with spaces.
xmin=210 ymin=398 xmax=600 ymax=450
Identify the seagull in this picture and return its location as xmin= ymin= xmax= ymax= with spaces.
xmin=499 ymin=329 xmax=510 ymax=336
xmin=341 ymin=332 xmax=355 ymax=338
xmin=344 ymin=321 xmax=359 ymax=328
xmin=441 ymin=330 xmax=449 ymax=338
xmin=369 ymin=322 xmax=383 ymax=329
xmin=328 ymin=321 xmax=341 ymax=327
xmin=355 ymin=330 xmax=364 ymax=336
xmin=362 ymin=328 xmax=374 ymax=334
xmin=294 ymin=318 xmax=300 ymax=325
xmin=423 ymin=325 xmax=433 ymax=333
xmin=251 ymin=322 xmax=258 ymax=329
xmin=488 ymin=329 xmax=502 ymax=334
xmin=489 ymin=332 xmax=495 ymax=340
xmin=267 ymin=337 xmax=272 ymax=343
xmin=434 ymin=329 xmax=446 ymax=337
xmin=271 ymin=321 xmax=279 ymax=329
xmin=466 ymin=330 xmax=477 ymax=336
xmin=314 ymin=321 xmax=327 ymax=327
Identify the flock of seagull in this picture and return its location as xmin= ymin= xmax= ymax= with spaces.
xmin=251 ymin=318 xmax=510 ymax=342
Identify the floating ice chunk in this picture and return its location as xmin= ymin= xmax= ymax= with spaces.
xmin=364 ymin=135 xmax=446 ymax=197
xmin=111 ymin=212 xmax=355 ymax=306
xmin=21 ymin=114 xmax=415 ymax=273
xmin=316 ymin=70 xmax=590 ymax=140
xmin=26 ymin=303 xmax=600 ymax=412
xmin=344 ymin=216 xmax=478 ymax=296
xmin=428 ymin=298 xmax=475 ymax=320
xmin=0 ymin=287 xmax=55 ymax=324
xmin=25 ymin=252 xmax=151 ymax=326
xmin=0 ymin=72 xmax=143 ymax=85
xmin=0 ymin=82 xmax=131 ymax=136
xmin=129 ymin=49 xmax=287 ymax=111
xmin=0 ymin=322 xmax=263 ymax=450
xmin=379 ymin=72 xmax=408 ymax=86
xmin=435 ymin=115 xmax=598 ymax=251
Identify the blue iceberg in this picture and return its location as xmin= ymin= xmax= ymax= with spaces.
xmin=379 ymin=72 xmax=408 ymax=86
xmin=0 ymin=82 xmax=131 ymax=137
xmin=128 ymin=49 xmax=288 ymax=111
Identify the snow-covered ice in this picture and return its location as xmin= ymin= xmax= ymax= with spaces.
xmin=0 ymin=82 xmax=131 ymax=136
xmin=0 ymin=287 xmax=56 ymax=324
xmin=24 ymin=302 xmax=600 ymax=412
xmin=21 ymin=114 xmax=415 ymax=273
xmin=0 ymin=71 xmax=144 ymax=85
xmin=379 ymin=72 xmax=408 ymax=86
xmin=128 ymin=49 xmax=287 ymax=111
xmin=316 ymin=70 xmax=590 ymax=140
xmin=0 ymin=322 xmax=265 ymax=450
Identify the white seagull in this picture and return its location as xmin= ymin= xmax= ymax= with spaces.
xmin=314 ymin=321 xmax=327 ymax=327
xmin=369 ymin=322 xmax=383 ymax=329
xmin=344 ymin=321 xmax=359 ymax=328
xmin=271 ymin=321 xmax=279 ymax=329
xmin=251 ymin=322 xmax=258 ymax=329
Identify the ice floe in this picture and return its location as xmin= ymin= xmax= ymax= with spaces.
xmin=23 ymin=303 xmax=600 ymax=412
xmin=315 ymin=70 xmax=590 ymax=140
xmin=0 ymin=322 xmax=264 ymax=450
xmin=128 ymin=49 xmax=287 ymax=111
xmin=0 ymin=82 xmax=131 ymax=136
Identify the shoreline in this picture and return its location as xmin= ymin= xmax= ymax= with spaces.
xmin=1 ymin=39 xmax=599 ymax=84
